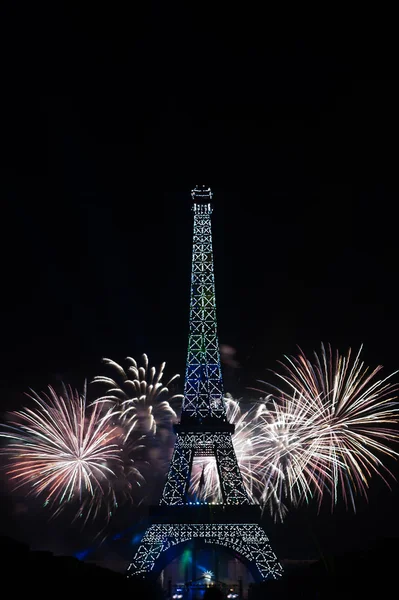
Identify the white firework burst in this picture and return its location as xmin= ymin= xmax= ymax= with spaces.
xmin=92 ymin=354 xmax=182 ymax=440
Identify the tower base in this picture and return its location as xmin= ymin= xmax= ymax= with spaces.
xmin=127 ymin=520 xmax=283 ymax=582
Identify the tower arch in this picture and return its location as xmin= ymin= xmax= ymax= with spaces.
xmin=128 ymin=523 xmax=280 ymax=582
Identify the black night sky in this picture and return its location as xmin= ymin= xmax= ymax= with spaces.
xmin=1 ymin=5 xmax=399 ymax=566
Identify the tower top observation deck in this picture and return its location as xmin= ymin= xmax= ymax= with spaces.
xmin=191 ymin=185 xmax=213 ymax=201
xmin=191 ymin=185 xmax=213 ymax=213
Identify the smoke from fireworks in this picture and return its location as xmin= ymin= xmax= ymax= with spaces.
xmin=255 ymin=344 xmax=399 ymax=516
xmin=91 ymin=354 xmax=181 ymax=440
xmin=0 ymin=384 xmax=124 ymax=523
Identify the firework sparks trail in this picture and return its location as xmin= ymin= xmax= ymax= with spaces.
xmin=91 ymin=354 xmax=182 ymax=439
xmin=252 ymin=393 xmax=337 ymax=521
xmin=190 ymin=346 xmax=399 ymax=522
xmin=0 ymin=383 xmax=124 ymax=523
xmin=189 ymin=393 xmax=324 ymax=521
xmin=256 ymin=344 xmax=399 ymax=514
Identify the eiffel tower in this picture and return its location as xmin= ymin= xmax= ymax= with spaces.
xmin=127 ymin=186 xmax=283 ymax=582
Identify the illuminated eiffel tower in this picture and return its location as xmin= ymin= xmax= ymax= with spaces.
xmin=127 ymin=186 xmax=282 ymax=582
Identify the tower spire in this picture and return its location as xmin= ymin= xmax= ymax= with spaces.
xmin=182 ymin=185 xmax=225 ymax=424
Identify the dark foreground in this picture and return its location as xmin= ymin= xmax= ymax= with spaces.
xmin=2 ymin=535 xmax=397 ymax=599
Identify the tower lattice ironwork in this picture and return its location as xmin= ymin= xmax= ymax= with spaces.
xmin=127 ymin=186 xmax=283 ymax=582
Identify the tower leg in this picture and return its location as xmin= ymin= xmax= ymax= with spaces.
xmin=215 ymin=434 xmax=251 ymax=504
xmin=160 ymin=434 xmax=194 ymax=505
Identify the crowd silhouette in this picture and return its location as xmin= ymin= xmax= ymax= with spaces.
xmin=2 ymin=534 xmax=397 ymax=599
